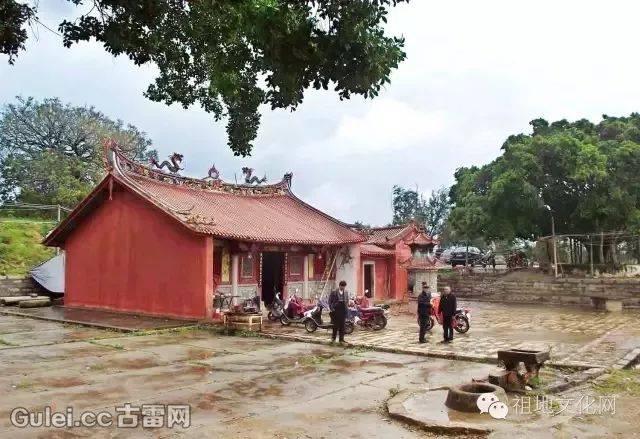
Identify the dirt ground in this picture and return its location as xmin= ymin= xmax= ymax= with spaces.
xmin=0 ymin=314 xmax=639 ymax=438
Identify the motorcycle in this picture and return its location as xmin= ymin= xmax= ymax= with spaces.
xmin=303 ymin=296 xmax=354 ymax=334
xmin=280 ymin=290 xmax=313 ymax=326
xmin=424 ymin=293 xmax=471 ymax=333
xmin=267 ymin=292 xmax=284 ymax=321
xmin=348 ymin=292 xmax=388 ymax=330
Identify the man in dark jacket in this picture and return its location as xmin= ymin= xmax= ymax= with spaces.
xmin=417 ymin=282 xmax=432 ymax=343
xmin=328 ymin=280 xmax=350 ymax=343
xmin=438 ymin=286 xmax=457 ymax=342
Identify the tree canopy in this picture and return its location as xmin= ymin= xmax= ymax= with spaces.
xmin=449 ymin=115 xmax=640 ymax=241
xmin=2 ymin=0 xmax=408 ymax=156
xmin=391 ymin=185 xmax=450 ymax=236
xmin=0 ymin=96 xmax=156 ymax=206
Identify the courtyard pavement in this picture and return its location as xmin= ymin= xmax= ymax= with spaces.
xmin=0 ymin=314 xmax=497 ymax=438
xmin=262 ymin=301 xmax=640 ymax=369
xmin=1 ymin=314 xmax=638 ymax=437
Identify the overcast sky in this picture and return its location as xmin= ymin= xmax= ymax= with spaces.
xmin=2 ymin=1 xmax=640 ymax=225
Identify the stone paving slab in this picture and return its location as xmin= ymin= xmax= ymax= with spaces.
xmin=0 ymin=305 xmax=196 ymax=331
xmin=262 ymin=301 xmax=640 ymax=370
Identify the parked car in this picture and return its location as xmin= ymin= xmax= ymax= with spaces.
xmin=449 ymin=246 xmax=487 ymax=267
xmin=438 ymin=247 xmax=459 ymax=263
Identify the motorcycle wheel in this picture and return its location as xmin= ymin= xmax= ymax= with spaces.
xmin=372 ymin=314 xmax=387 ymax=330
xmin=267 ymin=311 xmax=278 ymax=321
xmin=344 ymin=320 xmax=355 ymax=335
xmin=305 ymin=319 xmax=318 ymax=333
xmin=425 ymin=316 xmax=435 ymax=331
xmin=454 ymin=315 xmax=470 ymax=333
xmin=280 ymin=314 xmax=290 ymax=326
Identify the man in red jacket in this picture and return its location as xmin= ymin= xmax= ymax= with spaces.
xmin=438 ymin=286 xmax=457 ymax=343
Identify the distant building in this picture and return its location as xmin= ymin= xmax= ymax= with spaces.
xmin=361 ymin=223 xmax=442 ymax=300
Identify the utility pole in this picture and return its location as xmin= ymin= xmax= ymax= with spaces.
xmin=551 ymin=215 xmax=558 ymax=278
xmin=589 ymin=235 xmax=594 ymax=276
xmin=56 ymin=205 xmax=61 ymax=255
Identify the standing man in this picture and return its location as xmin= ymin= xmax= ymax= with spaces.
xmin=417 ymin=282 xmax=432 ymax=343
xmin=329 ymin=280 xmax=349 ymax=343
xmin=438 ymin=286 xmax=457 ymax=343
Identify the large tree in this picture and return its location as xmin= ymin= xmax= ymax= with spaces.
xmin=448 ymin=114 xmax=640 ymax=243
xmin=0 ymin=96 xmax=156 ymax=206
xmin=2 ymin=0 xmax=408 ymax=156
xmin=391 ymin=185 xmax=450 ymax=236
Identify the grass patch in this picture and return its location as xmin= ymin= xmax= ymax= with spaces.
xmin=86 ymin=363 xmax=106 ymax=372
xmin=298 ymin=354 xmax=332 ymax=367
xmin=0 ymin=337 xmax=17 ymax=346
xmin=0 ymin=218 xmax=56 ymax=276
xmin=592 ymin=369 xmax=640 ymax=397
xmin=88 ymin=340 xmax=125 ymax=350
xmin=188 ymin=360 xmax=211 ymax=368
xmin=125 ymin=325 xmax=204 ymax=338
xmin=14 ymin=379 xmax=34 ymax=390
xmin=349 ymin=345 xmax=373 ymax=356
xmin=388 ymin=385 xmax=401 ymax=398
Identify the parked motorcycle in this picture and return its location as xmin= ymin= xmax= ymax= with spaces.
xmin=267 ymin=292 xmax=284 ymax=321
xmin=303 ymin=296 xmax=354 ymax=334
xmin=280 ymin=290 xmax=313 ymax=326
xmin=348 ymin=292 xmax=388 ymax=330
xmin=424 ymin=293 xmax=471 ymax=333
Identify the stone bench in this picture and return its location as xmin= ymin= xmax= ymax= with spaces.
xmin=590 ymin=296 xmax=623 ymax=312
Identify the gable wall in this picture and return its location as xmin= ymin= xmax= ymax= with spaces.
xmin=63 ymin=186 xmax=212 ymax=319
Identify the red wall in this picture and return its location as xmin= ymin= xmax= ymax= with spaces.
xmin=392 ymin=241 xmax=412 ymax=300
xmin=64 ymin=186 xmax=212 ymax=319
xmin=362 ymin=257 xmax=393 ymax=300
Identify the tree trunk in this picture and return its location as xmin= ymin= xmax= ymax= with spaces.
xmin=599 ymin=232 xmax=605 ymax=264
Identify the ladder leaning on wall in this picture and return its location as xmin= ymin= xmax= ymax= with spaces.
xmin=315 ymin=249 xmax=339 ymax=300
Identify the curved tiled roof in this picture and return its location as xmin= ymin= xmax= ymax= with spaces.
xmin=366 ymin=225 xmax=409 ymax=246
xmin=127 ymin=173 xmax=364 ymax=244
xmin=366 ymin=223 xmax=437 ymax=246
xmin=45 ymin=141 xmax=364 ymax=246
xmin=360 ymin=243 xmax=396 ymax=257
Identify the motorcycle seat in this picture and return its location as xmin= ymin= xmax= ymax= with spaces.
xmin=359 ymin=307 xmax=381 ymax=313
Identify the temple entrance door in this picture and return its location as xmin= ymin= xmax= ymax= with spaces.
xmin=261 ymin=252 xmax=284 ymax=306
xmin=363 ymin=262 xmax=375 ymax=299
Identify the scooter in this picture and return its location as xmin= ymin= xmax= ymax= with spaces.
xmin=304 ymin=296 xmax=354 ymax=334
xmin=267 ymin=292 xmax=284 ymax=321
xmin=280 ymin=290 xmax=313 ymax=326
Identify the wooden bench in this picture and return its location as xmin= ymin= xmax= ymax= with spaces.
xmin=590 ymin=296 xmax=623 ymax=312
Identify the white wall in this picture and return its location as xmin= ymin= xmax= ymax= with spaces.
xmin=335 ymin=244 xmax=360 ymax=295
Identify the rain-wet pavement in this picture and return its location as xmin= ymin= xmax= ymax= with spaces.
xmin=263 ymin=301 xmax=640 ymax=369
xmin=0 ymin=314 xmax=498 ymax=437
xmin=1 ymin=308 xmax=639 ymax=437
xmin=0 ymin=305 xmax=194 ymax=331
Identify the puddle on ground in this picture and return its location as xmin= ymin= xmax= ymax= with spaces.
xmin=102 ymin=357 xmax=160 ymax=370
xmin=186 ymin=347 xmax=215 ymax=360
xmin=34 ymin=376 xmax=87 ymax=389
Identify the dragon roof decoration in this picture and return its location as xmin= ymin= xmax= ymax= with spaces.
xmin=104 ymin=140 xmax=293 ymax=197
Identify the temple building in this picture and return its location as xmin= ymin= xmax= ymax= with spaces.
xmin=44 ymin=142 xmax=441 ymax=319
xmin=360 ymin=223 xmax=441 ymax=300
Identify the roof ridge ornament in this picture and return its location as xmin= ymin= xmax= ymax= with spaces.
xmin=206 ymin=164 xmax=220 ymax=180
xmin=102 ymin=139 xmax=294 ymax=195
xmin=150 ymin=153 xmax=184 ymax=174
xmin=242 ymin=167 xmax=267 ymax=185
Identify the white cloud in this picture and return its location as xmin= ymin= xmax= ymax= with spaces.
xmin=332 ymin=99 xmax=448 ymax=155
xmin=2 ymin=0 xmax=640 ymax=226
